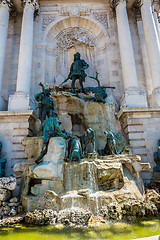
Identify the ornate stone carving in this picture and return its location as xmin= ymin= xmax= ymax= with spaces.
xmin=0 ymin=0 xmax=12 ymax=10
xmin=60 ymin=6 xmax=90 ymax=17
xmin=132 ymin=2 xmax=141 ymax=20
xmin=93 ymin=13 xmax=108 ymax=29
xmin=110 ymin=0 xmax=121 ymax=9
xmin=22 ymin=0 xmax=39 ymax=12
xmin=152 ymin=2 xmax=160 ymax=15
xmin=136 ymin=0 xmax=152 ymax=7
xmin=135 ymin=9 xmax=141 ymax=20
xmin=56 ymin=27 xmax=96 ymax=49
xmin=42 ymin=15 xmax=56 ymax=31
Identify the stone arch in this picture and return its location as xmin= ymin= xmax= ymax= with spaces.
xmin=42 ymin=16 xmax=110 ymax=49
xmin=42 ymin=17 xmax=110 ymax=86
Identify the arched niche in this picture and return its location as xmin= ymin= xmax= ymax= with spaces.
xmin=42 ymin=16 xmax=110 ymax=87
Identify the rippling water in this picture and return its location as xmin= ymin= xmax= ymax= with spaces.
xmin=0 ymin=219 xmax=160 ymax=240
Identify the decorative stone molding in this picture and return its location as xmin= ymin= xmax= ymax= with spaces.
xmin=135 ymin=9 xmax=142 ymax=20
xmin=137 ymin=0 xmax=152 ymax=7
xmin=59 ymin=6 xmax=90 ymax=17
xmin=0 ymin=0 xmax=12 ymax=10
xmin=42 ymin=15 xmax=56 ymax=31
xmin=56 ymin=27 xmax=96 ymax=49
xmin=132 ymin=3 xmax=141 ymax=20
xmin=152 ymin=1 xmax=160 ymax=14
xmin=93 ymin=13 xmax=108 ymax=29
xmin=110 ymin=0 xmax=122 ymax=9
xmin=22 ymin=0 xmax=39 ymax=12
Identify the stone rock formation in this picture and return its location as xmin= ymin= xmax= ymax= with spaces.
xmin=57 ymin=207 xmax=92 ymax=226
xmin=0 ymin=177 xmax=16 ymax=191
xmin=25 ymin=209 xmax=57 ymax=225
xmin=0 ymin=177 xmax=23 ymax=218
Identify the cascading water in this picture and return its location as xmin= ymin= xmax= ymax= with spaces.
xmin=88 ymin=162 xmax=98 ymax=192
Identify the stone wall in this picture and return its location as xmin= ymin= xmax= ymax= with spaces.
xmin=118 ymin=107 xmax=160 ymax=182
xmin=0 ymin=111 xmax=37 ymax=186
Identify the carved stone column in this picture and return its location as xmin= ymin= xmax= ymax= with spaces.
xmin=139 ymin=0 xmax=160 ymax=106
xmin=136 ymin=10 xmax=153 ymax=96
xmin=152 ymin=5 xmax=160 ymax=43
xmin=111 ymin=0 xmax=147 ymax=107
xmin=0 ymin=0 xmax=12 ymax=110
xmin=8 ymin=0 xmax=39 ymax=111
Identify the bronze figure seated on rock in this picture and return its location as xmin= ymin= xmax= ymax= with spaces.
xmin=35 ymin=110 xmax=70 ymax=165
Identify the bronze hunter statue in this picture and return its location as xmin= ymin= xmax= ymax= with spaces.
xmin=80 ymin=128 xmax=96 ymax=155
xmin=35 ymin=82 xmax=56 ymax=123
xmin=61 ymin=52 xmax=89 ymax=93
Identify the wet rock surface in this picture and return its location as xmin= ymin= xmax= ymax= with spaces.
xmin=0 ymin=188 xmax=160 ymax=227
xmin=100 ymin=202 xmax=122 ymax=220
xmin=0 ymin=177 xmax=16 ymax=191
xmin=0 ymin=177 xmax=23 ymax=218
xmin=0 ymin=189 xmax=11 ymax=201
xmin=57 ymin=207 xmax=92 ymax=226
xmin=78 ymin=188 xmax=92 ymax=197
xmin=0 ymin=215 xmax=24 ymax=226
xmin=25 ymin=209 xmax=57 ymax=225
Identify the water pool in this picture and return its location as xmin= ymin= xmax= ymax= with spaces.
xmin=0 ymin=219 xmax=160 ymax=240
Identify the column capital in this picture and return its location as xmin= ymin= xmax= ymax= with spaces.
xmin=152 ymin=0 xmax=160 ymax=14
xmin=0 ymin=0 xmax=12 ymax=11
xmin=134 ymin=8 xmax=142 ymax=21
xmin=22 ymin=0 xmax=39 ymax=12
xmin=137 ymin=0 xmax=152 ymax=7
xmin=110 ymin=0 xmax=126 ymax=10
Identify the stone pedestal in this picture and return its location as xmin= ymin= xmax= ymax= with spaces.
xmin=121 ymin=89 xmax=148 ymax=108
xmin=117 ymin=107 xmax=160 ymax=182
xmin=8 ymin=92 xmax=35 ymax=111
xmin=149 ymin=89 xmax=160 ymax=106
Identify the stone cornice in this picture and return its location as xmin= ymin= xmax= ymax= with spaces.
xmin=0 ymin=0 xmax=13 ymax=11
xmin=0 ymin=110 xmax=38 ymax=120
xmin=117 ymin=107 xmax=160 ymax=120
